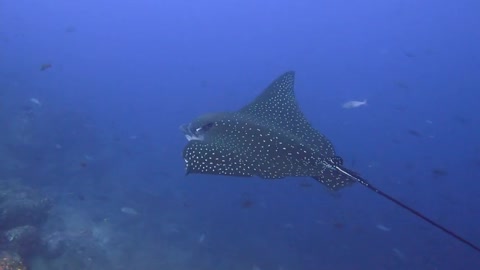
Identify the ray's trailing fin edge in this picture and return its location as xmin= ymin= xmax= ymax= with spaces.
xmin=180 ymin=71 xmax=480 ymax=253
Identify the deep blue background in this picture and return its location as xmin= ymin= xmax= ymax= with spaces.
xmin=1 ymin=0 xmax=480 ymax=269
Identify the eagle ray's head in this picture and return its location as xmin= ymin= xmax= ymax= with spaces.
xmin=180 ymin=112 xmax=227 ymax=142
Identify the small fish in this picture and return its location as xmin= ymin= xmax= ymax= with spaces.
xmin=376 ymin=224 xmax=391 ymax=232
xmin=241 ymin=199 xmax=254 ymax=209
xmin=121 ymin=207 xmax=138 ymax=215
xmin=315 ymin=220 xmax=327 ymax=225
xmin=407 ymin=129 xmax=422 ymax=137
xmin=432 ymin=168 xmax=448 ymax=177
xmin=392 ymin=248 xmax=406 ymax=260
xmin=30 ymin=98 xmax=41 ymax=106
xmin=40 ymin=63 xmax=52 ymax=71
xmin=453 ymin=115 xmax=471 ymax=125
xmin=403 ymin=51 xmax=416 ymax=58
xmin=394 ymin=81 xmax=409 ymax=89
xmin=342 ymin=99 xmax=367 ymax=109
xmin=65 ymin=26 xmax=76 ymax=33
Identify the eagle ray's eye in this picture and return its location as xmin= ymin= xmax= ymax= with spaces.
xmin=195 ymin=122 xmax=214 ymax=133
xmin=202 ymin=122 xmax=214 ymax=131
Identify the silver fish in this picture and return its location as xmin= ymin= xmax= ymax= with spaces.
xmin=342 ymin=99 xmax=367 ymax=109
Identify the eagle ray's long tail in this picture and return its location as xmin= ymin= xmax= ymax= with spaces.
xmin=335 ymin=165 xmax=480 ymax=254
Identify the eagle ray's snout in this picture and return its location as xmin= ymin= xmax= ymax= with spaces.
xmin=180 ymin=122 xmax=204 ymax=142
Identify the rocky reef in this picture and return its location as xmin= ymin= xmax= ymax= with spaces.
xmin=0 ymin=179 xmax=52 ymax=267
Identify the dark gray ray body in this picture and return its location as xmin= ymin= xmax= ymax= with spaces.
xmin=181 ymin=71 xmax=354 ymax=190
xmin=180 ymin=71 xmax=480 ymax=253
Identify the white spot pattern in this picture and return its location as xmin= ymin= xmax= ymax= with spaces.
xmin=182 ymin=71 xmax=356 ymax=191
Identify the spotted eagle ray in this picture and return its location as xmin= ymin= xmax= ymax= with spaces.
xmin=180 ymin=71 xmax=480 ymax=253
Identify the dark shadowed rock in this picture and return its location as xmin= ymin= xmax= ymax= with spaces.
xmin=0 ymin=182 xmax=52 ymax=231
xmin=2 ymin=225 xmax=40 ymax=256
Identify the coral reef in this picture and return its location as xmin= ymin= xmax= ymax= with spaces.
xmin=0 ymin=251 xmax=26 ymax=270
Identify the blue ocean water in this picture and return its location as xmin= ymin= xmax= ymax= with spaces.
xmin=1 ymin=0 xmax=479 ymax=269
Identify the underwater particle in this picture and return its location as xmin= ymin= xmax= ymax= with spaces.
xmin=393 ymin=105 xmax=408 ymax=112
xmin=298 ymin=181 xmax=313 ymax=188
xmin=315 ymin=220 xmax=327 ymax=225
xmin=432 ymin=168 xmax=448 ymax=178
xmin=200 ymin=80 xmax=209 ymax=88
xmin=40 ymin=63 xmax=52 ymax=71
xmin=241 ymin=199 xmax=254 ymax=209
xmin=121 ymin=207 xmax=138 ymax=215
xmin=198 ymin=233 xmax=206 ymax=243
xmin=252 ymin=265 xmax=262 ymax=270
xmin=473 ymin=159 xmax=480 ymax=168
xmin=342 ymin=99 xmax=367 ymax=109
